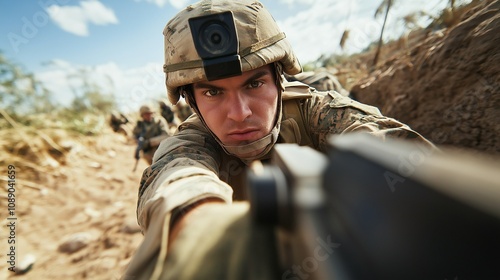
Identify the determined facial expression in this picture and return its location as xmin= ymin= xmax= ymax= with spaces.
xmin=193 ymin=65 xmax=278 ymax=147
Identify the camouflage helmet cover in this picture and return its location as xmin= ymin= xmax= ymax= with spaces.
xmin=163 ymin=0 xmax=302 ymax=104
xmin=139 ymin=105 xmax=153 ymax=115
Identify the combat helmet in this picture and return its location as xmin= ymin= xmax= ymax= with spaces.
xmin=139 ymin=105 xmax=153 ymax=116
xmin=163 ymin=0 xmax=302 ymax=105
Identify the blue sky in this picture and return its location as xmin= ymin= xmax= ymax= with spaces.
xmin=0 ymin=0 xmax=457 ymax=112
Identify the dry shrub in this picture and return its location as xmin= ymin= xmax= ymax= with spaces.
xmin=0 ymin=108 xmax=116 ymax=183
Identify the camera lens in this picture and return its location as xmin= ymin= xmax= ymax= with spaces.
xmin=211 ymin=33 xmax=221 ymax=45
xmin=201 ymin=22 xmax=231 ymax=55
xmin=188 ymin=11 xmax=241 ymax=80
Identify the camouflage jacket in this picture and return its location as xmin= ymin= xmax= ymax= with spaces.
xmin=132 ymin=118 xmax=170 ymax=151
xmin=134 ymin=82 xmax=433 ymax=234
xmin=124 ymin=81 xmax=434 ymax=276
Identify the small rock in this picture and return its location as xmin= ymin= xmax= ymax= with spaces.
xmin=112 ymin=177 xmax=125 ymax=183
xmin=58 ymin=232 xmax=93 ymax=253
xmin=12 ymin=254 xmax=36 ymax=275
xmin=88 ymin=161 xmax=102 ymax=169
xmin=70 ymin=212 xmax=89 ymax=225
xmin=40 ymin=188 xmax=49 ymax=196
xmin=84 ymin=207 xmax=101 ymax=218
xmin=107 ymin=150 xmax=117 ymax=158
xmin=97 ymin=172 xmax=112 ymax=181
xmin=103 ymin=237 xmax=116 ymax=249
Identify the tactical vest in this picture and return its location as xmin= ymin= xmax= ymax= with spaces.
xmin=138 ymin=119 xmax=165 ymax=139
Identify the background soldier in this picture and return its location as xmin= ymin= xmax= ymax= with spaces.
xmin=132 ymin=105 xmax=170 ymax=165
xmin=108 ymin=112 xmax=130 ymax=136
xmin=158 ymin=100 xmax=179 ymax=134
xmin=173 ymin=99 xmax=193 ymax=122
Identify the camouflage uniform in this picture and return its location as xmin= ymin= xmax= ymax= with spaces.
xmin=132 ymin=114 xmax=170 ymax=165
xmin=159 ymin=101 xmax=175 ymax=124
xmin=123 ymin=1 xmax=434 ymax=279
xmin=124 ymin=82 xmax=433 ymax=280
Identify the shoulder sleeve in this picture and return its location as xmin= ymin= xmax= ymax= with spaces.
xmin=137 ymin=123 xmax=233 ymax=233
xmin=305 ymin=91 xmax=434 ymax=152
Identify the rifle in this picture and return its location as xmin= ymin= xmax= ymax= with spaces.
xmin=246 ymin=133 xmax=500 ymax=279
xmin=132 ymin=136 xmax=145 ymax=172
xmin=120 ymin=113 xmax=129 ymax=124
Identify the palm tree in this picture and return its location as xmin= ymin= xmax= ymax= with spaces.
xmin=372 ymin=0 xmax=393 ymax=68
xmin=339 ymin=29 xmax=350 ymax=50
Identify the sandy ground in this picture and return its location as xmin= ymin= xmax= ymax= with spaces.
xmin=1 ymin=133 xmax=147 ymax=280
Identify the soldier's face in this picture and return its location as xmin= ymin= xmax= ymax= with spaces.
xmin=142 ymin=112 xmax=153 ymax=122
xmin=193 ymin=65 xmax=278 ymax=148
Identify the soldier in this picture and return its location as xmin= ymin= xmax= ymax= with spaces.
xmin=123 ymin=1 xmax=435 ymax=279
xmin=132 ymin=105 xmax=170 ymax=165
xmin=109 ymin=112 xmax=129 ymax=135
xmin=158 ymin=100 xmax=179 ymax=133
xmin=173 ymin=99 xmax=193 ymax=122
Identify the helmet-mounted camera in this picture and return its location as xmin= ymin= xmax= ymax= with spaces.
xmin=188 ymin=11 xmax=242 ymax=81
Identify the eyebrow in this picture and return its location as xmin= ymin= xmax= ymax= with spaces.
xmin=193 ymin=69 xmax=272 ymax=90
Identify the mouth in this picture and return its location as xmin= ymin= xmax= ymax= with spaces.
xmin=227 ymin=129 xmax=260 ymax=142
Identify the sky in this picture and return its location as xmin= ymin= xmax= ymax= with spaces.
xmin=0 ymin=0 xmax=456 ymax=113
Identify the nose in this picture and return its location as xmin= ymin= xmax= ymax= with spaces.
xmin=226 ymin=92 xmax=252 ymax=122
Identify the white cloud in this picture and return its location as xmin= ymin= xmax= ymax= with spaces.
xmin=168 ymin=0 xmax=191 ymax=9
xmin=46 ymin=0 xmax=118 ymax=36
xmin=277 ymin=0 xmax=363 ymax=62
xmin=275 ymin=0 xmax=453 ymax=63
xmin=35 ymin=60 xmax=166 ymax=113
xmin=278 ymin=0 xmax=316 ymax=6
xmin=133 ymin=0 xmax=191 ymax=9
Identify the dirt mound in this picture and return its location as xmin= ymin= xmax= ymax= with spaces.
xmin=1 ymin=132 xmax=146 ymax=280
xmin=351 ymin=0 xmax=500 ymax=154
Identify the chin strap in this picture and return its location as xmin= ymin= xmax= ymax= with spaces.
xmin=222 ymin=122 xmax=280 ymax=163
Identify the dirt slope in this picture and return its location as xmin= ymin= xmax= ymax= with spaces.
xmin=1 ymin=133 xmax=146 ymax=280
xmin=351 ymin=0 xmax=500 ymax=154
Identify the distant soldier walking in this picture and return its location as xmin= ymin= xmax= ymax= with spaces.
xmin=132 ymin=105 xmax=170 ymax=166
